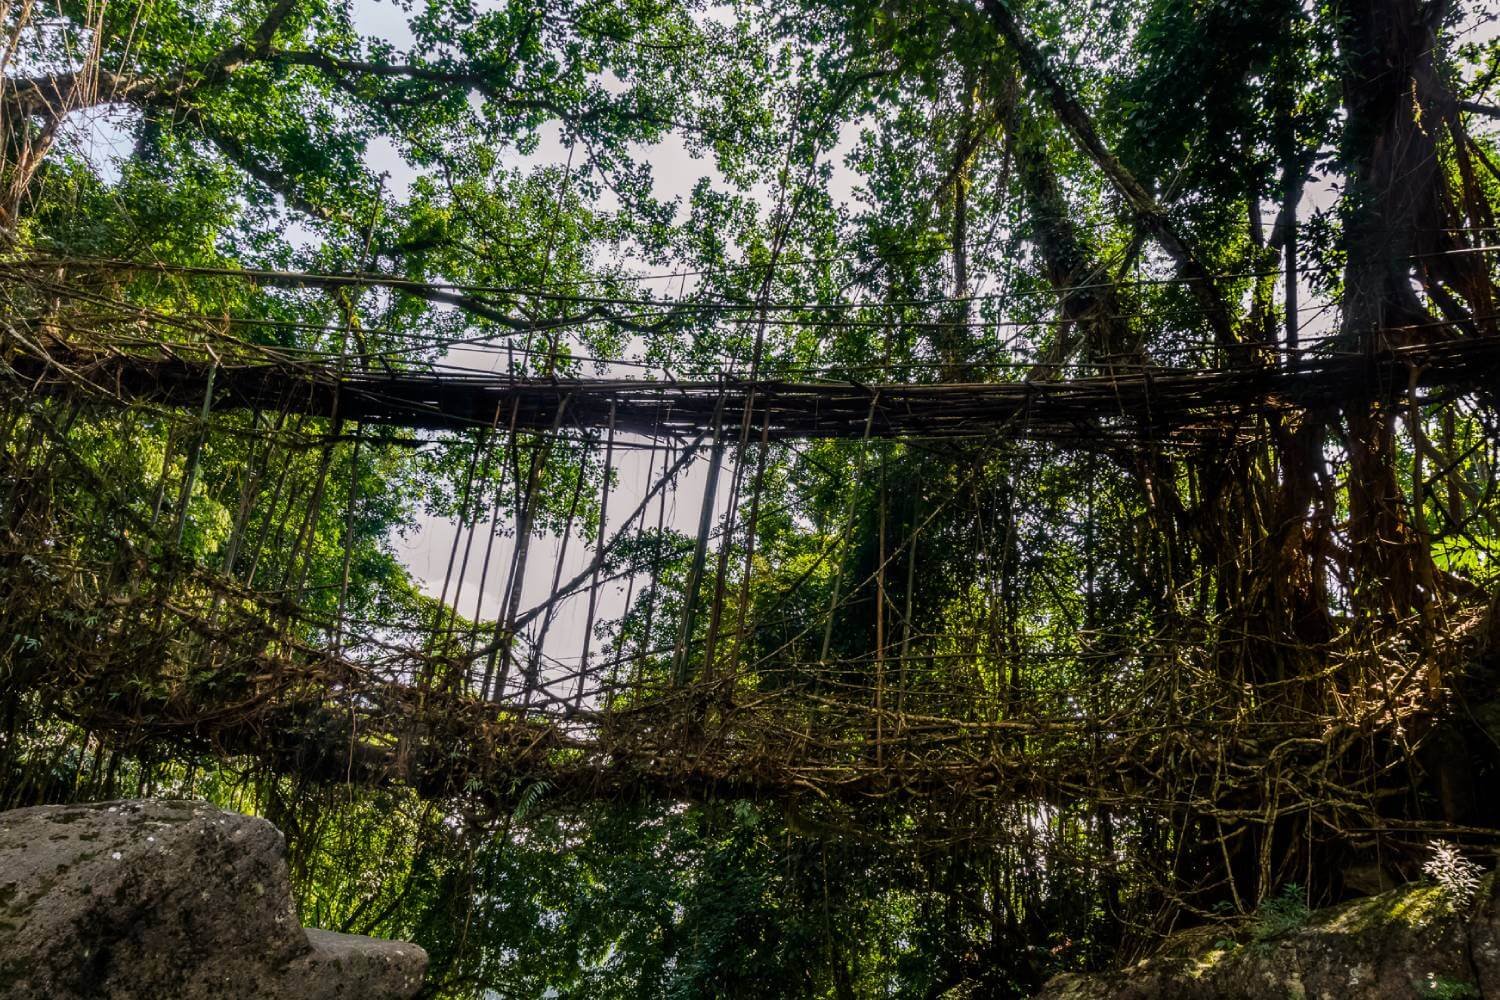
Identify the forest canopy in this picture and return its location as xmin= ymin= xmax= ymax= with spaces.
xmin=2 ymin=0 xmax=1500 ymax=996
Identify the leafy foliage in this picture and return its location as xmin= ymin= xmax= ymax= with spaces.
xmin=3 ymin=0 xmax=1500 ymax=997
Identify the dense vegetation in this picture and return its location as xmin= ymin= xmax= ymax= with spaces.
xmin=2 ymin=0 xmax=1500 ymax=996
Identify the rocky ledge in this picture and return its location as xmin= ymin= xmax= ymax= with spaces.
xmin=1036 ymin=874 xmax=1500 ymax=999
xmin=0 ymin=799 xmax=426 ymax=1000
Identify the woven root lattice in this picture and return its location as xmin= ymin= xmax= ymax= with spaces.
xmin=3 ymin=278 xmax=1496 ymax=868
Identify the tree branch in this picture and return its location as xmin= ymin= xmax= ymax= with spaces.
xmin=1459 ymin=100 xmax=1500 ymax=120
xmin=197 ymin=0 xmax=303 ymax=85
xmin=160 ymin=101 xmax=339 ymax=223
xmin=980 ymin=0 xmax=1237 ymax=349
xmin=0 ymin=69 xmax=162 ymax=120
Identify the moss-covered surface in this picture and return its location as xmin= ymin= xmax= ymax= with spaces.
xmin=1035 ymin=877 xmax=1499 ymax=999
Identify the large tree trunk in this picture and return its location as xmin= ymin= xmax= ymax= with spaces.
xmin=1012 ymin=105 xmax=1133 ymax=378
xmin=1338 ymin=0 xmax=1454 ymax=346
xmin=1336 ymin=0 xmax=1458 ymax=621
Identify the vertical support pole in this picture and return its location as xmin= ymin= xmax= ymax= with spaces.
xmin=1284 ymin=164 xmax=1299 ymax=362
xmin=820 ymin=392 xmax=881 ymax=665
xmin=875 ymin=455 xmax=887 ymax=768
xmin=574 ymin=400 xmax=616 ymax=711
xmin=899 ymin=498 xmax=918 ymax=730
xmin=222 ymin=400 xmax=287 ymax=581
xmin=527 ymin=434 xmax=591 ymax=699
xmin=727 ymin=407 xmax=773 ymax=677
xmin=334 ymin=423 xmax=363 ymax=653
xmin=173 ymin=361 xmax=218 ymax=547
xmin=672 ymin=393 xmax=727 ymax=687
xmin=284 ymin=413 xmax=343 ymax=599
xmin=471 ymin=398 xmax=521 ymax=697
xmin=433 ymin=427 xmax=487 ymax=643
xmin=608 ymin=420 xmax=662 ymax=709
xmin=493 ymin=395 xmax=570 ymax=702
xmin=638 ymin=427 xmax=675 ymax=690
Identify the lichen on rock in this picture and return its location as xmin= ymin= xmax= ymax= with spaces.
xmin=0 ymin=799 xmax=426 ymax=1000
xmin=1034 ymin=875 xmax=1500 ymax=999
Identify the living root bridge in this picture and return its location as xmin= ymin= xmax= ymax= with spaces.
xmin=39 ymin=645 xmax=1225 ymax=824
xmin=11 ymin=337 xmax=1500 ymax=444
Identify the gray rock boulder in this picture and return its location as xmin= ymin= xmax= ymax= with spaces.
xmin=1036 ymin=875 xmax=1500 ymax=999
xmin=0 ymin=799 xmax=426 ymax=999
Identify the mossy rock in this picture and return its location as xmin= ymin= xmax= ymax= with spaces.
xmin=0 ymin=799 xmax=427 ymax=1000
xmin=1035 ymin=877 xmax=1500 ymax=999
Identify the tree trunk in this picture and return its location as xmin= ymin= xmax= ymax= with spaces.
xmin=1336 ymin=0 xmax=1456 ymax=620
